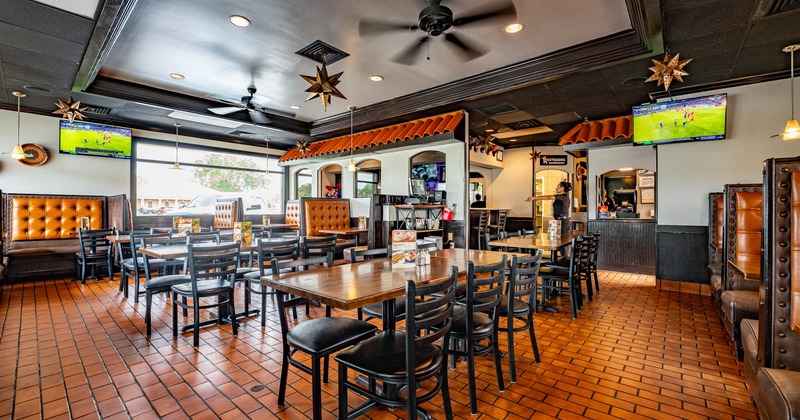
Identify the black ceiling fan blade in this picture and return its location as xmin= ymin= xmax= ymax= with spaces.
xmin=444 ymin=33 xmax=487 ymax=61
xmin=252 ymin=105 xmax=297 ymax=119
xmin=208 ymin=106 xmax=245 ymax=116
xmin=248 ymin=109 xmax=272 ymax=125
xmin=392 ymin=36 xmax=430 ymax=65
xmin=452 ymin=2 xmax=516 ymax=27
xmin=359 ymin=18 xmax=418 ymax=36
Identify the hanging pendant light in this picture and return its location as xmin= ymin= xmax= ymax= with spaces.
xmin=347 ymin=105 xmax=357 ymax=172
xmin=170 ymin=122 xmax=182 ymax=170
xmin=11 ymin=92 xmax=26 ymax=160
xmin=265 ymin=137 xmax=271 ymax=176
xmin=779 ymin=44 xmax=800 ymax=140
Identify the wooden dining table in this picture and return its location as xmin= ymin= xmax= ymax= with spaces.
xmin=728 ymin=257 xmax=761 ymax=281
xmin=317 ymin=227 xmax=369 ymax=246
xmin=487 ymin=232 xmax=580 ymax=260
xmin=260 ymin=248 xmax=526 ymax=330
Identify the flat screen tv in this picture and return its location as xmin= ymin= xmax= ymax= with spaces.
xmin=59 ymin=120 xmax=132 ymax=159
xmin=632 ymin=93 xmax=727 ymax=146
xmin=409 ymin=178 xmax=427 ymax=197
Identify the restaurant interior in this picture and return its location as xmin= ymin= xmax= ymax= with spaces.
xmin=1 ymin=0 xmax=800 ymax=418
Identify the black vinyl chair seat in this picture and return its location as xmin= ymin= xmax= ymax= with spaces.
xmin=144 ymin=274 xmax=190 ymax=290
xmin=335 ymin=330 xmax=444 ymax=377
xmin=287 ymin=317 xmax=378 ymax=358
xmin=451 ymin=305 xmax=494 ymax=335
xmin=498 ymin=295 xmax=530 ymax=315
xmin=172 ymin=278 xmax=234 ymax=296
xmin=360 ymin=298 xmax=405 ymax=321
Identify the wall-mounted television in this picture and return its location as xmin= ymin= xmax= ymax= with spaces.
xmin=633 ymin=93 xmax=727 ymax=146
xmin=59 ymin=120 xmax=132 ymax=159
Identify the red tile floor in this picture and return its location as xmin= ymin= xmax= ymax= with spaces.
xmin=0 ymin=271 xmax=757 ymax=419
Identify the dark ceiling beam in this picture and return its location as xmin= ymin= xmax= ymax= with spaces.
xmin=648 ymin=70 xmax=789 ymax=101
xmin=85 ymin=76 xmax=310 ymax=135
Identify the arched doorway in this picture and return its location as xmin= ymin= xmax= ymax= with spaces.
xmin=318 ymin=164 xmax=342 ymax=198
xmin=533 ymin=169 xmax=569 ymax=232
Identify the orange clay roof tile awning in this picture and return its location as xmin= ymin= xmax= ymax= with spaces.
xmin=558 ymin=115 xmax=632 ymax=146
xmin=279 ymin=110 xmax=464 ymax=163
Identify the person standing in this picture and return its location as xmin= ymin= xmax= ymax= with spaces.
xmin=471 ymin=193 xmax=486 ymax=208
xmin=526 ymin=181 xmax=573 ymax=235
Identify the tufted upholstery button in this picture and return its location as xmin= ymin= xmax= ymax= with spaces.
xmin=779 ymin=332 xmax=786 ymax=338
xmin=779 ymin=364 xmax=786 ymax=368
xmin=780 ymin=211 xmax=788 ymax=217
xmin=780 ymin=257 xmax=788 ymax=262
xmin=780 ymin=348 xmax=787 ymax=353
xmin=780 ymin=227 xmax=788 ymax=233
xmin=780 ymin=286 xmax=787 ymax=292
xmin=780 ymin=272 xmax=788 ymax=278
xmin=779 ymin=317 xmax=786 ymax=323
xmin=779 ymin=302 xmax=786 ymax=307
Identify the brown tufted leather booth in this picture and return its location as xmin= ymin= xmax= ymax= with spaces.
xmin=1 ymin=192 xmax=130 ymax=281
xmin=285 ymin=200 xmax=300 ymax=227
xmin=720 ymin=184 xmax=762 ymax=360
xmin=213 ymin=198 xmax=242 ymax=228
xmin=708 ymin=192 xmax=724 ymax=312
xmin=749 ymin=157 xmax=800 ymax=418
xmin=300 ymin=197 xmax=351 ymax=237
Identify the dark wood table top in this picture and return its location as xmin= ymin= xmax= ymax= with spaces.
xmin=260 ymin=248 xmax=525 ymax=311
xmin=317 ymin=228 xmax=369 ymax=235
xmin=487 ymin=232 xmax=580 ymax=251
xmin=728 ymin=257 xmax=761 ymax=281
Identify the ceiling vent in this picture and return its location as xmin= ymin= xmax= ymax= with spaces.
xmin=229 ymin=130 xmax=258 ymax=137
xmin=507 ymin=119 xmax=544 ymax=130
xmin=295 ymin=40 xmax=349 ymax=65
xmin=82 ymin=105 xmax=112 ymax=115
xmin=478 ymin=102 xmax=518 ymax=116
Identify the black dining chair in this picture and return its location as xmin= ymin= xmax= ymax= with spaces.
xmin=75 ymin=228 xmax=116 ymax=284
xmin=140 ymin=236 xmax=191 ymax=336
xmin=242 ymin=236 xmax=301 ymax=326
xmin=271 ymin=253 xmax=378 ymax=420
xmin=120 ymin=231 xmax=171 ymax=299
xmin=171 ymin=241 xmax=241 ymax=347
xmin=336 ymin=267 xmax=457 ymax=420
xmin=538 ymin=236 xmax=586 ymax=318
xmin=473 ymin=210 xmax=490 ymax=250
xmin=451 ymin=256 xmax=506 ymax=415
xmin=302 ymin=235 xmax=337 ymax=259
xmin=500 ymin=252 xmax=543 ymax=383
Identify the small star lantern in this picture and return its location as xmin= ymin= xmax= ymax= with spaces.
xmin=645 ymin=52 xmax=692 ymax=91
xmin=300 ymin=63 xmax=346 ymax=112
xmin=296 ymin=140 xmax=311 ymax=155
xmin=53 ymin=97 xmax=88 ymax=123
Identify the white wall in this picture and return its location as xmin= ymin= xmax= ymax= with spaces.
xmin=286 ymin=139 xmax=467 ymax=219
xmin=0 ymin=110 xmax=272 ymax=196
xmin=658 ymin=79 xmax=800 ymax=225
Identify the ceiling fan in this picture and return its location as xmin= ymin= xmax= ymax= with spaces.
xmin=208 ymin=85 xmax=295 ymax=124
xmin=358 ymin=0 xmax=517 ymax=65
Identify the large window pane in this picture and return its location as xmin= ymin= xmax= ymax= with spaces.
xmin=135 ymin=143 xmax=282 ymax=216
xmin=296 ymin=168 xmax=311 ymax=198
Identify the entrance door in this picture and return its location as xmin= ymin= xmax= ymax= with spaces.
xmin=534 ymin=169 xmax=568 ymax=232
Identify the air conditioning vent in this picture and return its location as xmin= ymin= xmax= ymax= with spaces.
xmin=82 ymin=105 xmax=112 ymax=115
xmin=295 ymin=40 xmax=349 ymax=65
xmin=507 ymin=119 xmax=544 ymax=130
xmin=478 ymin=103 xmax=518 ymax=116
xmin=229 ymin=130 xmax=258 ymax=137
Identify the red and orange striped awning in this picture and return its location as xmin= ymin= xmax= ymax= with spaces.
xmin=558 ymin=115 xmax=633 ymax=146
xmin=279 ymin=111 xmax=464 ymax=163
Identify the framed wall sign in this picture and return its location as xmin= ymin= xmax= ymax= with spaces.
xmin=640 ymin=174 xmax=655 ymax=188
xmin=641 ymin=188 xmax=655 ymax=204
xmin=496 ymin=151 xmax=503 ymax=162
xmin=539 ymin=155 xmax=568 ymax=166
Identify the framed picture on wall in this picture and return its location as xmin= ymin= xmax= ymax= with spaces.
xmin=496 ymin=151 xmax=503 ymax=162
xmin=641 ymin=188 xmax=655 ymax=204
xmin=640 ymin=174 xmax=655 ymax=188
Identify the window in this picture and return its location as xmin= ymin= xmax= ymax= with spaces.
xmin=356 ymin=170 xmax=380 ymax=198
xmin=135 ymin=141 xmax=283 ymax=217
xmin=296 ymin=168 xmax=312 ymax=198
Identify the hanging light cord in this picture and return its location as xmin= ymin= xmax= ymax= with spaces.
xmin=791 ymin=47 xmax=795 ymax=120
xmin=16 ymin=94 xmax=21 ymax=146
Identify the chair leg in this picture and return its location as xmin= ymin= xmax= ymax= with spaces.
xmin=172 ymin=294 xmax=179 ymax=338
xmin=311 ymin=356 xmax=323 ymax=420
xmin=145 ymin=290 xmax=153 ymax=336
xmin=492 ymin=330 xmax=505 ymax=392
xmin=467 ymin=338 xmax=478 ymax=414
xmin=278 ymin=344 xmax=290 ymax=405
xmin=440 ymin=356 xmax=454 ymax=420
xmin=260 ymin=289 xmax=268 ymax=328
xmin=506 ymin=314 xmax=516 ymax=383
xmin=338 ymin=364 xmax=348 ymax=419
xmin=593 ymin=268 xmax=600 ymax=292
xmin=193 ymin=301 xmax=201 ymax=347
xmin=229 ymin=291 xmax=238 ymax=337
xmin=568 ymin=282 xmax=578 ymax=319
xmin=528 ymin=312 xmax=541 ymax=363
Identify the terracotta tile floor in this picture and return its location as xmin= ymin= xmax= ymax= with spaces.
xmin=0 ymin=271 xmax=757 ymax=419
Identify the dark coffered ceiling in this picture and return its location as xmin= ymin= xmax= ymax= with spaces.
xmin=1 ymin=0 xmax=800 ymax=151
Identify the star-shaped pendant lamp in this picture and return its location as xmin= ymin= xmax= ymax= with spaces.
xmin=296 ymin=140 xmax=311 ymax=155
xmin=53 ymin=97 xmax=88 ymax=123
xmin=300 ymin=63 xmax=346 ymax=112
xmin=645 ymin=51 xmax=692 ymax=91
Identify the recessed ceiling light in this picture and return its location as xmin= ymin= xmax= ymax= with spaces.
xmin=485 ymin=129 xmax=495 ymax=132
xmin=504 ymin=23 xmax=524 ymax=34
xmin=169 ymin=73 xmax=185 ymax=80
xmin=229 ymin=15 xmax=250 ymax=27
xmin=509 ymin=139 xmax=517 ymax=142
xmin=369 ymin=75 xmax=384 ymax=82
xmin=290 ymin=105 xmax=301 ymax=110
xmin=619 ymin=167 xmax=634 ymax=171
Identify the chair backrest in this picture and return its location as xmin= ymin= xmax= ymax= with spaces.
xmin=760 ymin=157 xmax=800 ymax=371
xmin=115 ymin=229 xmax=150 ymax=260
xmin=187 ymin=242 xmax=241 ymax=292
xmin=349 ymin=245 xmax=391 ymax=262
xmin=303 ymin=235 xmax=337 ymax=258
xmin=722 ymin=183 xmax=762 ymax=291
xmin=140 ymin=236 xmax=189 ymax=275
xmin=507 ymin=252 xmax=543 ymax=305
xmin=256 ymin=236 xmax=300 ymax=275
xmin=185 ymin=230 xmax=221 ymax=244
xmin=465 ymin=256 xmax=507 ymax=319
xmin=521 ymin=228 xmax=537 ymax=235
xmin=477 ymin=211 xmax=489 ymax=230
xmin=405 ymin=267 xmax=457 ymax=387
xmin=78 ymin=228 xmax=115 ymax=256
xmin=496 ymin=210 xmax=509 ymax=232
xmin=585 ymin=233 xmax=600 ymax=266
xmin=267 ymin=230 xmax=300 ymax=240
xmin=214 ymin=198 xmax=243 ymax=228
xmin=484 ymin=231 xmax=501 ymax=251
xmin=150 ymin=227 xmax=174 ymax=235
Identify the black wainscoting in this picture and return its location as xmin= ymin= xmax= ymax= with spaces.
xmin=656 ymin=225 xmax=708 ymax=283
xmin=587 ymin=219 xmax=656 ymax=274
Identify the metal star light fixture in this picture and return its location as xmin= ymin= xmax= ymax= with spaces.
xmin=53 ymin=97 xmax=88 ymax=123
xmin=645 ymin=51 xmax=692 ymax=91
xmin=300 ymin=62 xmax=346 ymax=112
xmin=296 ymin=140 xmax=311 ymax=155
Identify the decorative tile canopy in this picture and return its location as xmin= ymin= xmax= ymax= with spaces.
xmin=279 ymin=111 xmax=464 ymax=162
xmin=558 ymin=115 xmax=632 ymax=146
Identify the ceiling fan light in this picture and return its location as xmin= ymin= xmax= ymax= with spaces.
xmin=504 ymin=23 xmax=524 ymax=34
xmin=11 ymin=144 xmax=25 ymax=160
xmin=782 ymin=119 xmax=800 ymax=140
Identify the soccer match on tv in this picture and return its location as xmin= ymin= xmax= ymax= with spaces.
xmin=59 ymin=120 xmax=132 ymax=158
xmin=633 ymin=94 xmax=727 ymax=145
